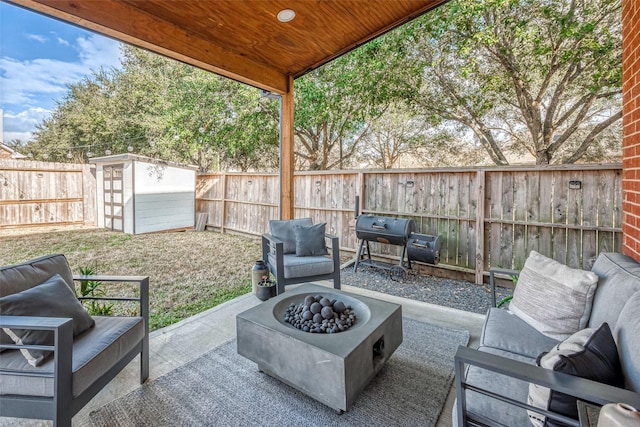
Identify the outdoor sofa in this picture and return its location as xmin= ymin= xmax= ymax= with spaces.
xmin=0 ymin=254 xmax=149 ymax=427
xmin=454 ymin=251 xmax=640 ymax=426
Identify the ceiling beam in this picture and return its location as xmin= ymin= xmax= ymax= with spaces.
xmin=8 ymin=0 xmax=290 ymax=93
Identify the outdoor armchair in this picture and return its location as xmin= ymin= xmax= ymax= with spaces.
xmin=261 ymin=218 xmax=341 ymax=295
xmin=0 ymin=254 xmax=149 ymax=427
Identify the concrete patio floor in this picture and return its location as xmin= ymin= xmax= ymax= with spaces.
xmin=2 ymin=283 xmax=485 ymax=427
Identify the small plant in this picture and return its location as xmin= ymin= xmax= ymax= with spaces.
xmin=258 ymin=274 xmax=275 ymax=287
xmin=496 ymin=274 xmax=518 ymax=308
xmin=78 ymin=266 xmax=114 ymax=316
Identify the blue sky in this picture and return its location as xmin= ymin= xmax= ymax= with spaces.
xmin=0 ymin=2 xmax=122 ymax=144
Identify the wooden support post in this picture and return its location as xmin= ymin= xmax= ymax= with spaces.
xmin=281 ymin=75 xmax=295 ymax=220
xmin=221 ymin=173 xmax=227 ymax=233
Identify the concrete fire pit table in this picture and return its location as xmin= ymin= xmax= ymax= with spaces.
xmin=236 ymin=283 xmax=403 ymax=413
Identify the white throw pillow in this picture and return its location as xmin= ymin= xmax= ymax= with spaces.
xmin=509 ymin=251 xmax=598 ymax=340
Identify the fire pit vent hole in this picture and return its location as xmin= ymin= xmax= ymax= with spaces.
xmin=373 ymin=337 xmax=385 ymax=368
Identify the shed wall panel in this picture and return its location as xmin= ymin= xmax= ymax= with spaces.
xmin=132 ymin=160 xmax=195 ymax=234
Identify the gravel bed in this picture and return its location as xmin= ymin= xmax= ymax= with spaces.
xmin=341 ymin=264 xmax=512 ymax=314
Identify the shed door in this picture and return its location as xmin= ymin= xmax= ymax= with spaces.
xmin=103 ymin=164 xmax=124 ymax=231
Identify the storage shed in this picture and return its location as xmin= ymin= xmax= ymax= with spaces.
xmin=91 ymin=154 xmax=197 ymax=234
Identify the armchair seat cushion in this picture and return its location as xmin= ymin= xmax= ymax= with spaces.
xmin=268 ymin=253 xmax=334 ymax=279
xmin=0 ymin=316 xmax=144 ymax=398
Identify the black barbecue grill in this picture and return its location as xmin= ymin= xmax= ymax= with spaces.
xmin=354 ymin=215 xmax=416 ymax=274
xmin=354 ymin=215 xmax=442 ymax=277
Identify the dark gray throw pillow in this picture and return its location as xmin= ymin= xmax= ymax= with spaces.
xmin=294 ymin=223 xmax=329 ymax=257
xmin=269 ymin=218 xmax=313 ymax=254
xmin=528 ymin=322 xmax=623 ymax=427
xmin=0 ymin=274 xmax=95 ymax=367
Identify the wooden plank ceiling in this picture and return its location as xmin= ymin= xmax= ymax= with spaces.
xmin=7 ymin=0 xmax=446 ymax=93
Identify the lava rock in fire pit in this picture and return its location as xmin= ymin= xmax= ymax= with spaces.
xmin=284 ymin=294 xmax=357 ymax=333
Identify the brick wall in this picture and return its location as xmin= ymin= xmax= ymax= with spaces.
xmin=622 ymin=0 xmax=640 ymax=259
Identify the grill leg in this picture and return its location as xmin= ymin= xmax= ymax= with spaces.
xmin=400 ymin=244 xmax=409 ymax=269
xmin=354 ymin=240 xmax=365 ymax=272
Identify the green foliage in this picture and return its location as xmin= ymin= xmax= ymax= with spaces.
xmin=25 ymin=0 xmax=622 ymax=169
xmin=496 ymin=274 xmax=519 ymax=308
xmin=294 ymin=36 xmax=419 ymax=170
xmin=77 ymin=266 xmax=114 ymax=316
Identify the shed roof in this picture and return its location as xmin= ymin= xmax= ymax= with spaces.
xmin=89 ymin=153 xmax=199 ymax=171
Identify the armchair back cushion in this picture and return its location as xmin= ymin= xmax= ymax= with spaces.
xmin=268 ymin=218 xmax=313 ymax=254
xmin=0 ymin=253 xmax=75 ymax=296
xmin=509 ymin=250 xmax=598 ymax=340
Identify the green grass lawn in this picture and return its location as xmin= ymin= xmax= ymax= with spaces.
xmin=0 ymin=226 xmax=261 ymax=331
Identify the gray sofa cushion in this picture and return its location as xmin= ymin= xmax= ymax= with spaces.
xmin=614 ymin=290 xmax=640 ymax=392
xmin=590 ymin=253 xmax=640 ymax=330
xmin=456 ymin=346 xmax=535 ymax=427
xmin=1 ymin=274 xmax=95 ymax=366
xmin=0 ymin=316 xmax=144 ymax=398
xmin=268 ymin=253 xmax=334 ymax=279
xmin=269 ymin=218 xmax=313 ymax=254
xmin=480 ymin=308 xmax=559 ymax=359
xmin=509 ymin=250 xmax=598 ymax=340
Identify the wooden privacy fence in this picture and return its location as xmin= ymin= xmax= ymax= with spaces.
xmin=0 ymin=159 xmax=96 ymax=228
xmin=197 ymin=164 xmax=623 ymax=284
xmin=0 ymin=159 xmax=621 ymax=284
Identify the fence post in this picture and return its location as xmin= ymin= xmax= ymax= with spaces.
xmin=221 ymin=173 xmax=227 ymax=233
xmin=475 ymin=170 xmax=486 ymax=285
xmin=358 ymin=172 xmax=365 ymax=215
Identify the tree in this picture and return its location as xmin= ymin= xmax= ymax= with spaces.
xmin=403 ymin=0 xmax=622 ymax=165
xmin=28 ymin=69 xmax=120 ymax=162
xmin=30 ymin=46 xmax=280 ymax=172
xmin=355 ymin=105 xmax=426 ymax=169
xmin=293 ymin=37 xmax=416 ymax=170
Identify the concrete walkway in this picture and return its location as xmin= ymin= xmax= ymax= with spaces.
xmin=2 ymin=283 xmax=485 ymax=427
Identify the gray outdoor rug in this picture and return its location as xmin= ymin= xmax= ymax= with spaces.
xmin=90 ymin=318 xmax=469 ymax=427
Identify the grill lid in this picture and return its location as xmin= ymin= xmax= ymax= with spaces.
xmin=355 ymin=215 xmax=416 ymax=246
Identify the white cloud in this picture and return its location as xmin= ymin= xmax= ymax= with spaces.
xmin=56 ymin=37 xmax=70 ymax=47
xmin=0 ymin=33 xmax=122 ymax=141
xmin=3 ymin=131 xmax=32 ymax=144
xmin=26 ymin=33 xmax=47 ymax=43
xmin=1 ymin=107 xmax=50 ymax=143
xmin=75 ymin=34 xmax=121 ymax=71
